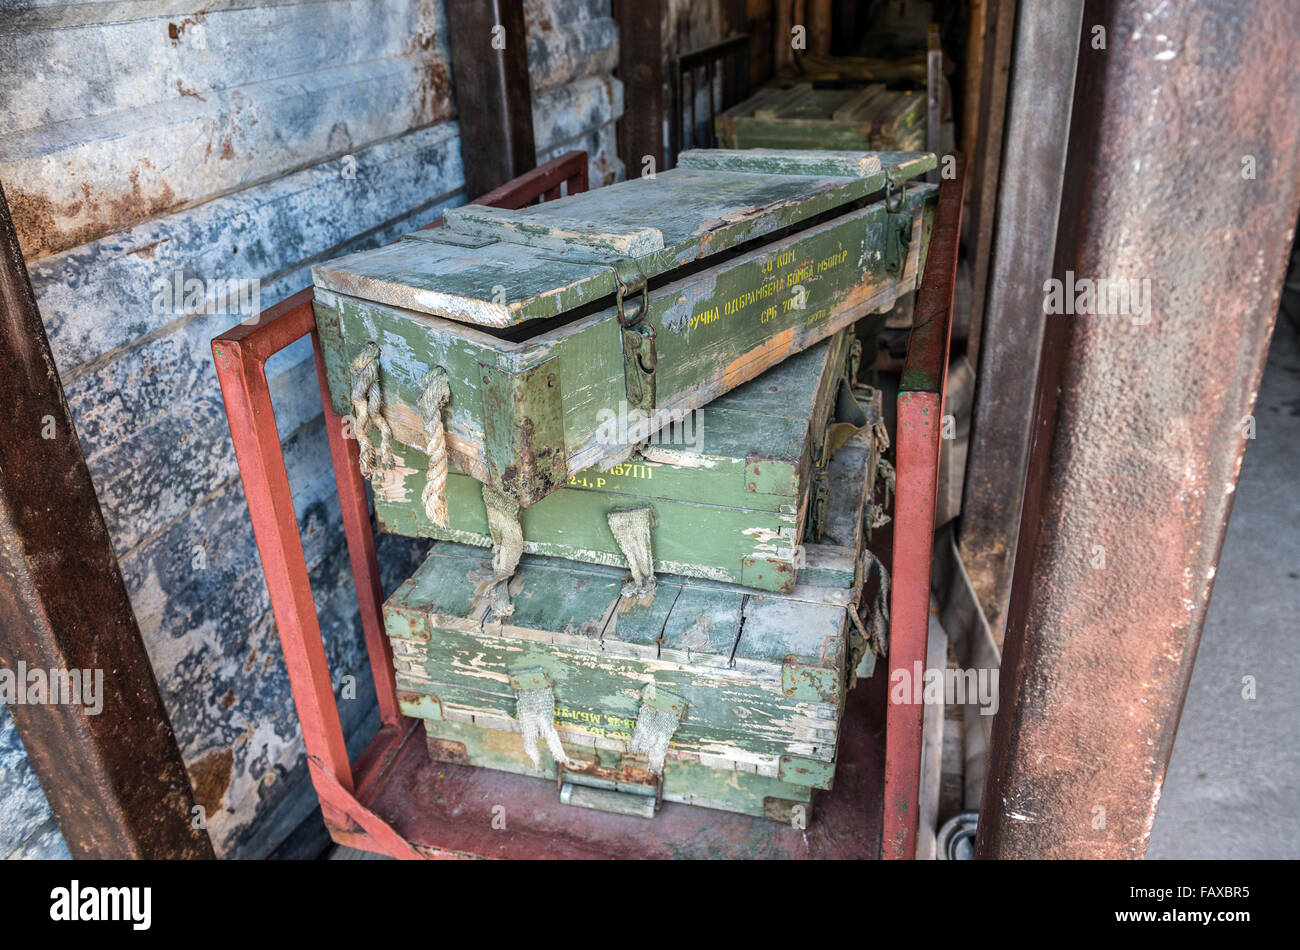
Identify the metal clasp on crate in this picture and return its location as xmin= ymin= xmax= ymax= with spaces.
xmin=612 ymin=259 xmax=656 ymax=412
xmin=883 ymin=169 xmax=911 ymax=275
xmin=555 ymin=755 xmax=664 ymax=819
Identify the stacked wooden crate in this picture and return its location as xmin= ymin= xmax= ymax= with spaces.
xmin=716 ymin=83 xmax=927 ymax=153
xmin=714 ymin=61 xmax=954 ymax=338
xmin=311 ymin=148 xmax=936 ymax=823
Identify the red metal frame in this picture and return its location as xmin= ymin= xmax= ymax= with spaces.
xmin=212 ymin=149 xmax=962 ymax=860
xmin=212 ymin=151 xmax=589 ymax=860
xmin=882 ymin=155 xmax=967 ymax=859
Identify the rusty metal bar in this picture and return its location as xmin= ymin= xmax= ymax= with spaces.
xmin=673 ymin=35 xmax=751 ymax=166
xmin=421 ymin=152 xmax=588 ymax=229
xmin=965 ymin=0 xmax=1016 ymax=362
xmin=0 ymin=183 xmax=214 ymax=859
xmin=445 ymin=0 xmax=535 ymax=198
xmin=212 ymin=298 xmax=358 ymax=823
xmin=883 ymin=156 xmax=967 ymax=860
xmin=977 ymin=0 xmax=1300 ymax=859
xmin=473 ymin=149 xmax=587 ymax=208
xmin=616 ymin=0 xmax=666 ymax=176
xmin=958 ymin=0 xmax=1083 ymax=645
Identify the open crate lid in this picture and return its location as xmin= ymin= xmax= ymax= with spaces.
xmin=311 ymin=149 xmax=935 ymax=328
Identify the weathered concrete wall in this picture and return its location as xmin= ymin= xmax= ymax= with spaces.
xmin=0 ymin=0 xmax=622 ymax=858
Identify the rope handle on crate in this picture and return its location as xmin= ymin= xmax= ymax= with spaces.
xmin=417 ymin=366 xmax=452 ymax=527
xmin=349 ymin=342 xmax=395 ymax=477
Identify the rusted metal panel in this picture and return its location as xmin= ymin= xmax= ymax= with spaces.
xmin=0 ymin=184 xmax=213 ymax=860
xmin=959 ymin=0 xmax=1083 ymax=644
xmin=0 ymin=0 xmax=457 ymax=260
xmin=883 ymin=154 xmax=965 ymax=860
xmin=526 ymin=0 xmax=620 ymax=93
xmin=446 ymin=0 xmax=537 ymax=198
xmin=925 ymin=24 xmax=942 ymax=184
xmin=978 ymin=0 xmax=1300 ymax=859
xmin=964 ymin=0 xmax=1016 ymax=362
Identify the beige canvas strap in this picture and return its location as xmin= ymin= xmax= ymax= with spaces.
xmin=871 ymin=458 xmax=896 ymax=529
xmin=510 ymin=670 xmax=574 ymax=770
xmin=872 ymin=415 xmax=894 ymax=528
xmin=349 ymin=342 xmax=395 ymax=477
xmin=417 ymin=366 xmax=451 ymax=527
xmin=482 ymin=485 xmax=524 ymax=619
xmin=628 ymin=683 xmax=686 ymax=775
xmin=607 ymin=506 xmax=657 ymax=597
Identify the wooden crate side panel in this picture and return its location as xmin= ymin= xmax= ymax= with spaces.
xmin=385 ymin=605 xmax=842 ymax=761
xmin=421 ymin=718 xmax=813 ymax=819
xmin=375 ymin=466 xmax=801 ymax=591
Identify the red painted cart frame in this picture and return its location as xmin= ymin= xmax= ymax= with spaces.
xmin=882 ymin=155 xmax=966 ymax=859
xmin=211 ymin=150 xmax=963 ymax=859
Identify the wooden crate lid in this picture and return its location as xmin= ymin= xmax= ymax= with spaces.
xmin=727 ymin=82 xmax=920 ymax=128
xmin=311 ymin=149 xmax=935 ymax=328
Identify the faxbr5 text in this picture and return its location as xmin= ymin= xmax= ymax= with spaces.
xmin=1130 ymin=886 xmax=1250 ymax=900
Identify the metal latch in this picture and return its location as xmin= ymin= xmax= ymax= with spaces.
xmin=612 ymin=259 xmax=656 ymax=412
xmin=883 ymin=170 xmax=911 ymax=275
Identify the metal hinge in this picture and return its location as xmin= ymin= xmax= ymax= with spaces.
xmin=611 ymin=259 xmax=656 ymax=412
xmin=804 ymin=466 xmax=830 ymax=544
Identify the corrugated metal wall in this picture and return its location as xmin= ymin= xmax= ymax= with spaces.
xmin=0 ymin=0 xmax=623 ymax=859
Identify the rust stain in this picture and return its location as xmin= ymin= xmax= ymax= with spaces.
xmin=427 ymin=738 xmax=470 ymax=765
xmin=404 ymin=0 xmax=455 ymax=125
xmin=168 ymin=11 xmax=209 ymax=46
xmin=175 ymin=80 xmax=206 ymax=101
xmin=187 ymin=746 xmax=234 ymax=816
xmin=8 ymin=168 xmax=180 ymax=260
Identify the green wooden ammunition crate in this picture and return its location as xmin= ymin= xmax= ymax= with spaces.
xmin=313 ymin=148 xmax=935 ymax=508
xmin=716 ymin=84 xmax=927 ymax=153
xmin=384 ymin=431 xmax=880 ymax=822
xmin=370 ymin=330 xmax=864 ymax=593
